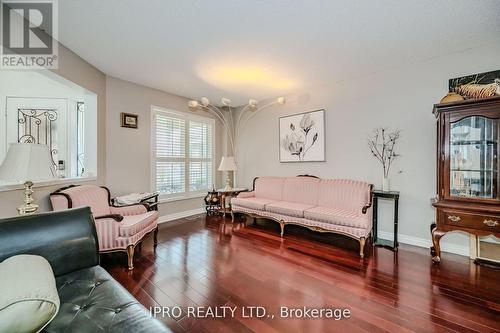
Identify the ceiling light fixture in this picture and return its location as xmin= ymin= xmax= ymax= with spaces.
xmin=187 ymin=96 xmax=286 ymax=158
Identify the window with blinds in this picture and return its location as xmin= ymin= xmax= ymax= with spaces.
xmin=153 ymin=108 xmax=214 ymax=198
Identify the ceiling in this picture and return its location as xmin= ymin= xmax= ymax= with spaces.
xmin=58 ymin=0 xmax=500 ymax=105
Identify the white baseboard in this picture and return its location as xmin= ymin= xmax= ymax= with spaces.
xmin=158 ymin=208 xmax=205 ymax=224
xmin=378 ymin=231 xmax=470 ymax=257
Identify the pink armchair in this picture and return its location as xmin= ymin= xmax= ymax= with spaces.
xmin=50 ymin=185 xmax=158 ymax=270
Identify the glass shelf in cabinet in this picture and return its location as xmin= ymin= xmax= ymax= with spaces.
xmin=450 ymin=169 xmax=497 ymax=172
xmin=450 ymin=140 xmax=497 ymax=145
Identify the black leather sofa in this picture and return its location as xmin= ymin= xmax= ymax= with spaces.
xmin=0 ymin=207 xmax=170 ymax=333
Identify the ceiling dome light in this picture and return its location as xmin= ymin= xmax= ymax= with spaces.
xmin=221 ymin=97 xmax=232 ymax=106
xmin=277 ymin=96 xmax=286 ymax=104
xmin=188 ymin=100 xmax=199 ymax=108
xmin=201 ymin=97 xmax=210 ymax=107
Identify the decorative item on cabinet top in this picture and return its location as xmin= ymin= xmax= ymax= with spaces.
xmin=443 ymin=69 xmax=500 ymax=102
xmin=431 ymin=96 xmax=500 ymax=265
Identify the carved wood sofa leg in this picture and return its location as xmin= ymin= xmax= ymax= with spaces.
xmin=127 ymin=244 xmax=135 ymax=270
xmin=279 ymin=221 xmax=285 ymax=238
xmin=359 ymin=237 xmax=366 ymax=258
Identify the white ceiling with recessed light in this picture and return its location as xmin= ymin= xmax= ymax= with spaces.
xmin=58 ymin=0 xmax=500 ymax=105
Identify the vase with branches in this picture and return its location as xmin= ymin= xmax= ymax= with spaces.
xmin=368 ymin=127 xmax=401 ymax=191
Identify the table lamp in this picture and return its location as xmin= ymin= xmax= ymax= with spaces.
xmin=0 ymin=143 xmax=56 ymax=215
xmin=218 ymin=156 xmax=237 ymax=191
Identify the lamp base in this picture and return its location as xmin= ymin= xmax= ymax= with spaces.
xmin=17 ymin=203 xmax=39 ymax=215
xmin=224 ymin=175 xmax=233 ymax=191
xmin=17 ymin=181 xmax=38 ymax=215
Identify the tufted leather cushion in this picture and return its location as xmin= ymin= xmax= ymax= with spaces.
xmin=43 ymin=266 xmax=169 ymax=333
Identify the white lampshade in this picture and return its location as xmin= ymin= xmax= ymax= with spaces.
xmin=218 ymin=156 xmax=237 ymax=171
xmin=0 ymin=143 xmax=56 ymax=182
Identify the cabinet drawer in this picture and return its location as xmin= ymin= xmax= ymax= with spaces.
xmin=442 ymin=210 xmax=500 ymax=232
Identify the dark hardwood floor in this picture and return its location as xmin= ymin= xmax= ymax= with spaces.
xmin=101 ymin=214 xmax=500 ymax=333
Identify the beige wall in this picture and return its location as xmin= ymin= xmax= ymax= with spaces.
xmin=106 ymin=76 xmax=223 ymax=218
xmin=0 ymin=44 xmax=106 ymax=218
xmin=235 ymin=43 xmax=500 ymax=256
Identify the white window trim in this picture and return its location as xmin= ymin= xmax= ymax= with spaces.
xmin=0 ymin=94 xmax=97 ymax=191
xmin=150 ymin=105 xmax=216 ymax=201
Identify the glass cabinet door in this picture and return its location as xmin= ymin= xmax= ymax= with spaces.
xmin=449 ymin=116 xmax=498 ymax=199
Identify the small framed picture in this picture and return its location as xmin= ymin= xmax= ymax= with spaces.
xmin=121 ymin=113 xmax=138 ymax=129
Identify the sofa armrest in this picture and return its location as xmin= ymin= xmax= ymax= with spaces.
xmin=237 ymin=191 xmax=255 ymax=198
xmin=361 ymin=184 xmax=374 ymax=214
xmin=0 ymin=207 xmax=99 ymax=277
xmin=110 ymin=204 xmax=147 ymax=216
xmin=95 ymin=214 xmax=124 ymax=222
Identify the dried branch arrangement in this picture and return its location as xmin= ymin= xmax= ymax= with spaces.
xmin=368 ymin=128 xmax=401 ymax=178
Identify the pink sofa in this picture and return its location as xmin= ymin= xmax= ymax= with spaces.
xmin=50 ymin=185 xmax=158 ymax=270
xmin=231 ymin=176 xmax=373 ymax=257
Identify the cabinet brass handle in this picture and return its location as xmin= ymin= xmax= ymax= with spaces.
xmin=483 ymin=219 xmax=499 ymax=227
xmin=447 ymin=215 xmax=461 ymax=222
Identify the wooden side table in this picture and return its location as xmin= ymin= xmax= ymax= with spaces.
xmin=216 ymin=188 xmax=248 ymax=220
xmin=204 ymin=191 xmax=221 ymax=215
xmin=372 ymin=190 xmax=400 ymax=250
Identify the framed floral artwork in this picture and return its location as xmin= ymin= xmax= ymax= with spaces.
xmin=279 ymin=109 xmax=325 ymax=162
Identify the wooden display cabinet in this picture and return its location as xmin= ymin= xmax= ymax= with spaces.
xmin=431 ymin=96 xmax=500 ymax=263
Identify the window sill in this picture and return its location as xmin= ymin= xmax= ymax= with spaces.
xmin=159 ymin=193 xmax=206 ymax=204
xmin=0 ymin=176 xmax=98 ymax=192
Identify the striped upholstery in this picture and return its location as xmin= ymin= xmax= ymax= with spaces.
xmin=232 ymin=205 xmax=369 ymax=238
xmin=110 ymin=204 xmax=147 ymax=216
xmin=119 ymin=211 xmax=158 ymax=237
xmin=49 ymin=185 xmax=158 ymax=252
xmin=318 ymin=179 xmax=371 ymax=214
xmin=282 ymin=177 xmax=320 ymax=205
xmin=95 ymin=215 xmax=158 ymax=251
xmin=232 ymin=176 xmax=372 ymax=240
xmin=50 ymin=195 xmax=69 ymax=211
xmin=265 ymin=201 xmax=315 ymax=218
xmin=304 ymin=206 xmax=370 ymax=229
xmin=237 ymin=191 xmax=255 ymax=199
xmin=231 ymin=197 xmax=277 ymax=210
xmin=255 ymin=177 xmax=284 ymax=201
xmin=51 ymin=185 xmax=111 ymax=217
